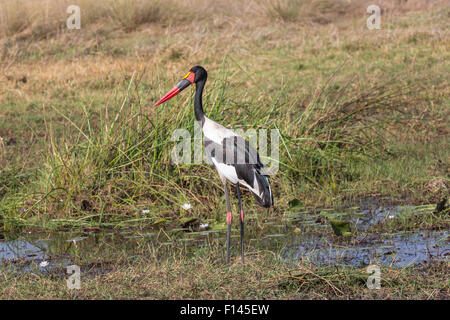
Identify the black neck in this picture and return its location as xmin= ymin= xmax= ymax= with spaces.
xmin=194 ymin=78 xmax=206 ymax=122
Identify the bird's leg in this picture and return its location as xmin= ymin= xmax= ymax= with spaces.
xmin=223 ymin=180 xmax=232 ymax=264
xmin=236 ymin=183 xmax=244 ymax=264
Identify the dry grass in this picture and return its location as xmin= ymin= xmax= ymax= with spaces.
xmin=0 ymin=0 xmax=177 ymax=39
xmin=109 ymin=0 xmax=166 ymax=32
xmin=263 ymin=0 xmax=360 ymax=23
xmin=1 ymin=0 xmax=445 ymax=41
xmin=1 ymin=247 xmax=448 ymax=299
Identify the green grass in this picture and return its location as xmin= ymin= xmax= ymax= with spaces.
xmin=1 ymin=1 xmax=449 ymax=229
xmin=369 ymin=204 xmax=450 ymax=232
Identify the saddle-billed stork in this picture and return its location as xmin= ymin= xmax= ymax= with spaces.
xmin=154 ymin=66 xmax=274 ymax=263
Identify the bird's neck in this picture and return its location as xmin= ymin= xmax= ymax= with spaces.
xmin=194 ymin=78 xmax=206 ymax=123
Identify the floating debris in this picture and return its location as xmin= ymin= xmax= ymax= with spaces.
xmin=434 ymin=198 xmax=447 ymax=213
xmin=330 ymin=220 xmax=351 ymax=237
xmin=179 ymin=217 xmax=199 ymax=229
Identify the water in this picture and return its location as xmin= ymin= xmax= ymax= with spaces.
xmin=281 ymin=231 xmax=449 ymax=268
xmin=0 ymin=239 xmax=48 ymax=262
xmin=0 ymin=205 xmax=448 ymax=274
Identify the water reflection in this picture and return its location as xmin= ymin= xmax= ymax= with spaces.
xmin=1 ymin=205 xmax=448 ymax=273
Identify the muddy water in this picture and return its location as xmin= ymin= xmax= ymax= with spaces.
xmin=1 ymin=205 xmax=448 ymax=274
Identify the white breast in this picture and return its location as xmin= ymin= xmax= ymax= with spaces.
xmin=202 ymin=117 xmax=236 ymax=145
xmin=203 ymin=116 xmax=261 ymax=193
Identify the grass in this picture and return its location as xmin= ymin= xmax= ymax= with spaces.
xmin=1 ymin=241 xmax=448 ymax=299
xmin=0 ymin=0 xmax=181 ymax=38
xmin=369 ymin=204 xmax=450 ymax=232
xmin=263 ymin=0 xmax=359 ymax=23
xmin=0 ymin=0 xmax=449 ymax=230
xmin=0 ymin=0 xmax=449 ymax=300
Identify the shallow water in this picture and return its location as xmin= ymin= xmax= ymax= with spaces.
xmin=0 ymin=205 xmax=448 ymax=274
xmin=281 ymin=231 xmax=448 ymax=268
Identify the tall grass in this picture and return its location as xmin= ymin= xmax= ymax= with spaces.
xmin=1 ymin=0 xmax=442 ymax=40
xmin=38 ymin=70 xmax=201 ymax=220
xmin=0 ymin=0 xmax=185 ymax=39
xmin=263 ymin=0 xmax=356 ymax=23
xmin=0 ymin=0 xmax=447 ymax=228
xmin=109 ymin=0 xmax=165 ymax=32
xmin=262 ymin=0 xmax=444 ymax=23
xmin=21 ymin=61 xmax=418 ymax=223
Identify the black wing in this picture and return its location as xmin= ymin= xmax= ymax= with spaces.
xmin=205 ymin=135 xmax=273 ymax=207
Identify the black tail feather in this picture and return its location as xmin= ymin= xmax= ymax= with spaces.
xmin=252 ymin=171 xmax=273 ymax=208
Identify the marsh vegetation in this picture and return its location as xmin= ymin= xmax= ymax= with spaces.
xmin=0 ymin=0 xmax=448 ymax=299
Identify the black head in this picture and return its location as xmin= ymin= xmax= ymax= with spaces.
xmin=189 ymin=66 xmax=207 ymax=83
xmin=153 ymin=66 xmax=208 ymax=107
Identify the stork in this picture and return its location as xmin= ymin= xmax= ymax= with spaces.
xmin=154 ymin=66 xmax=274 ymax=264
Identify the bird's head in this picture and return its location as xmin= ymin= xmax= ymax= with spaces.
xmin=154 ymin=66 xmax=207 ymax=107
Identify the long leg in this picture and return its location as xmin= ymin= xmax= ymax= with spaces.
xmin=223 ymin=179 xmax=232 ymax=264
xmin=236 ymin=183 xmax=244 ymax=264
